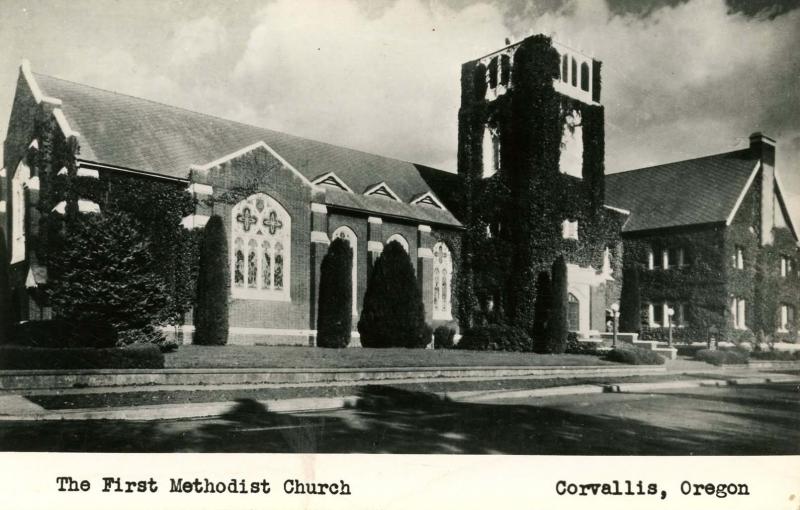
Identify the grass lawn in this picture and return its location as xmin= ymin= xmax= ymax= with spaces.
xmin=26 ymin=373 xmax=707 ymax=410
xmin=164 ymin=345 xmax=613 ymax=369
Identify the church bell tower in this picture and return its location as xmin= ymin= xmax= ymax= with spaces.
xmin=456 ymin=34 xmax=607 ymax=331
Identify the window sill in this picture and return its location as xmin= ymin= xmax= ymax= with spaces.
xmin=231 ymin=288 xmax=291 ymax=302
xmin=433 ymin=311 xmax=453 ymax=322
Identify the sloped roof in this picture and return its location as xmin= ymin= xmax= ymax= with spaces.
xmin=31 ymin=72 xmax=461 ymax=227
xmin=605 ymin=149 xmax=758 ymax=233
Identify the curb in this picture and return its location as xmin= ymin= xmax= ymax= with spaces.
xmin=0 ymin=396 xmax=359 ymax=422
xmin=1 ymin=375 xmax=796 ymax=422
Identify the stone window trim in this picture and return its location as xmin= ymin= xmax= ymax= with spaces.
xmin=780 ymin=255 xmax=793 ymax=278
xmin=731 ymin=296 xmax=747 ymax=330
xmin=562 ymin=219 xmax=579 ymax=241
xmin=386 ymin=233 xmax=409 ymax=252
xmin=230 ymin=193 xmax=291 ymax=302
xmin=779 ymin=303 xmax=795 ymax=332
xmin=646 ymin=302 xmax=685 ymax=328
xmin=732 ymin=246 xmax=745 ymax=270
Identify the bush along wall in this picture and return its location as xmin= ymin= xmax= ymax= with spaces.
xmin=193 ymin=215 xmax=230 ymax=346
xmin=27 ymin=113 xmax=199 ymax=343
xmin=317 ymin=237 xmax=353 ymax=348
xmin=456 ymin=34 xmax=624 ymax=348
xmin=358 ymin=241 xmax=429 ymax=348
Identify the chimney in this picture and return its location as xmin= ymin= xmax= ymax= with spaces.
xmin=750 ymin=132 xmax=777 ymax=245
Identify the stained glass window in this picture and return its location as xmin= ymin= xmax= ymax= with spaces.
xmin=432 ymin=242 xmax=453 ymax=320
xmin=231 ymin=193 xmax=291 ymax=300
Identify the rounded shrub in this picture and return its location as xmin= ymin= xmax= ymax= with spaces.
xmin=47 ymin=210 xmax=170 ymax=347
xmin=618 ymin=264 xmax=641 ymax=333
xmin=457 ymin=324 xmax=533 ymax=352
xmin=433 ymin=324 xmax=456 ymax=349
xmin=317 ymin=238 xmax=353 ymax=348
xmin=605 ymin=347 xmax=665 ymax=365
xmin=358 ymin=241 xmax=429 ymax=348
xmin=194 ymin=215 xmax=230 ymax=346
xmin=545 ymin=255 xmax=568 ymax=354
xmin=0 ymin=236 xmax=11 ymax=343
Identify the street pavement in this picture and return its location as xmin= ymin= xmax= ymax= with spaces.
xmin=0 ymin=382 xmax=797 ymax=454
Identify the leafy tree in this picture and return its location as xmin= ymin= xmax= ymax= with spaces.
xmin=545 ymin=255 xmax=568 ymax=353
xmin=618 ymin=264 xmax=641 ymax=333
xmin=317 ymin=238 xmax=353 ymax=348
xmin=194 ymin=215 xmax=230 ymax=346
xmin=47 ymin=210 xmax=169 ymax=345
xmin=358 ymin=241 xmax=429 ymax=348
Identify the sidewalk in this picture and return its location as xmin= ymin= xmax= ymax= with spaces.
xmin=1 ymin=365 xmax=796 ymax=422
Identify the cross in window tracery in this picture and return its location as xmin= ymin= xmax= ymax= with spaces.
xmin=434 ymin=245 xmax=447 ymax=265
xmin=263 ymin=210 xmax=284 ymax=235
xmin=236 ymin=207 xmax=257 ymax=232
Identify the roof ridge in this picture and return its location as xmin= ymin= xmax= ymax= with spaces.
xmin=608 ymin=148 xmax=753 ymax=176
xmin=31 ymin=71 xmax=447 ymax=173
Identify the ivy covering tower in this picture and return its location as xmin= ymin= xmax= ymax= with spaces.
xmin=457 ymin=34 xmax=626 ymax=344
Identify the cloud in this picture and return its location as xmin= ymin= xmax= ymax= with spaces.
xmin=169 ymin=16 xmax=228 ymax=66
xmin=231 ymin=0 xmax=509 ymax=170
xmin=509 ymin=0 xmax=800 ymax=186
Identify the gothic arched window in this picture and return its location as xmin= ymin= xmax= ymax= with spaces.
xmin=231 ymin=193 xmax=291 ymax=300
xmin=433 ymin=242 xmax=453 ymax=320
xmin=10 ymin=160 xmax=30 ymax=264
xmin=332 ymin=226 xmax=358 ymax=316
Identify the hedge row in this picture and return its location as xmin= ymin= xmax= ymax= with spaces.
xmin=6 ymin=320 xmax=117 ymax=349
xmin=694 ymin=348 xmax=748 ymax=366
xmin=457 ymin=324 xmax=533 ymax=352
xmin=0 ymin=345 xmax=164 ymax=370
xmin=604 ymin=347 xmax=665 ymax=365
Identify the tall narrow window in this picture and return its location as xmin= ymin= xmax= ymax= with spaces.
xmin=731 ymin=297 xmax=747 ymax=330
xmin=561 ymin=54 xmax=569 ymax=83
xmin=482 ymin=126 xmax=500 ymax=178
xmin=568 ymin=293 xmax=580 ymax=331
xmin=10 ymin=160 xmax=30 ymax=264
xmin=231 ymin=193 xmax=291 ymax=300
xmin=580 ymin=62 xmax=590 ymax=91
xmin=432 ymin=242 xmax=453 ymax=320
xmin=647 ymin=249 xmax=654 ymax=270
xmin=571 ymin=57 xmax=577 ymax=87
xmin=333 ymin=226 xmax=358 ymax=316
xmin=500 ymin=54 xmax=511 ymax=86
xmin=487 ymin=57 xmax=498 ymax=88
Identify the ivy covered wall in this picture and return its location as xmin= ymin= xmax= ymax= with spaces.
xmin=21 ymin=112 xmax=199 ymax=330
xmin=456 ymin=34 xmax=624 ymax=335
xmin=625 ymin=175 xmax=800 ymax=343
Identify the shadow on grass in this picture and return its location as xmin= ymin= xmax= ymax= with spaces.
xmin=1 ymin=385 xmax=798 ymax=454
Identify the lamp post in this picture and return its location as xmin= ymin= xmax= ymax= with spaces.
xmin=610 ymin=303 xmax=620 ymax=349
xmin=667 ymin=307 xmax=675 ymax=348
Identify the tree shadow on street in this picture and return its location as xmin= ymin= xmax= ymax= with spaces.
xmin=0 ymin=385 xmax=798 ymax=454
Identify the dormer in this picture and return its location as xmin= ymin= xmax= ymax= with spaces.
xmin=312 ymin=171 xmax=352 ymax=193
xmin=411 ymin=191 xmax=445 ymax=210
xmin=364 ymin=182 xmax=401 ymax=202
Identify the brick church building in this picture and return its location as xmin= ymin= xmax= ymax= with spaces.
xmin=2 ymin=34 xmax=798 ymax=345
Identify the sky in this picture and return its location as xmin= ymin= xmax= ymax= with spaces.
xmin=0 ymin=0 xmax=798 ymax=222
